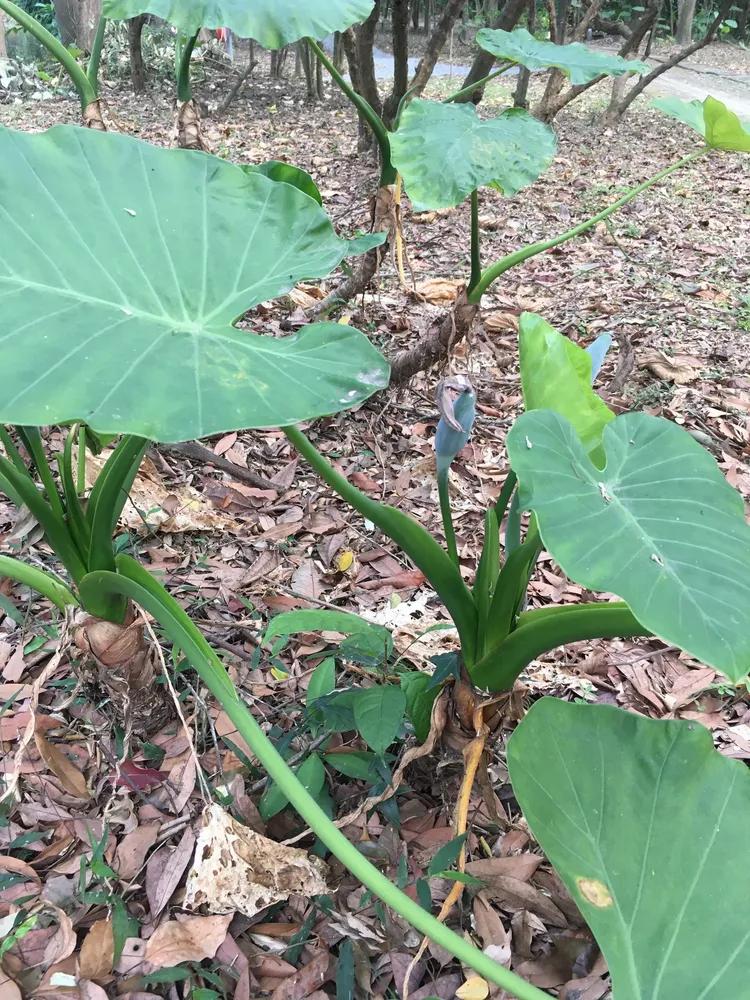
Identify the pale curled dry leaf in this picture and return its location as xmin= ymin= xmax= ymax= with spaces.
xmin=415 ymin=278 xmax=463 ymax=304
xmin=184 ymin=804 xmax=328 ymax=918
xmin=144 ymin=913 xmax=233 ymax=968
xmin=639 ymin=348 xmax=699 ymax=385
xmin=456 ymin=977 xmax=490 ymax=1000
xmin=483 ymin=311 xmax=519 ymax=333
xmin=79 ymin=450 xmax=239 ymax=533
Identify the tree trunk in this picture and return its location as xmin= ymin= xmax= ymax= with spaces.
xmin=316 ymin=42 xmax=324 ymax=100
xmin=601 ymin=0 xmax=732 ymax=124
xmin=513 ymin=0 xmax=535 ymax=107
xmin=333 ymin=30 xmax=347 ymax=72
xmin=298 ymin=39 xmax=318 ymax=100
xmin=423 ymin=0 xmax=432 ymax=33
xmin=383 ymin=0 xmax=410 ymax=126
xmin=0 ymin=13 xmax=6 ymax=59
xmin=356 ymin=0 xmax=383 ymax=118
xmin=557 ymin=0 xmax=571 ymax=42
xmin=409 ymin=0 xmax=468 ymax=96
xmin=53 ymin=0 xmax=77 ymax=47
xmin=342 ymin=27 xmax=373 ymax=149
xmin=454 ymin=0 xmax=529 ymax=103
xmin=675 ymin=0 xmax=696 ymax=44
xmin=128 ymin=15 xmax=147 ymax=94
xmin=411 ymin=0 xmax=420 ymax=30
xmin=77 ymin=0 xmax=101 ymax=51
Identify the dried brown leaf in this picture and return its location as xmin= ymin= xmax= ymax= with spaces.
xmin=144 ymin=913 xmax=233 ymax=968
xmin=113 ymin=821 xmax=160 ymax=880
xmin=0 ymin=967 xmax=22 ymax=1000
xmin=184 ymin=804 xmax=328 ymax=918
xmin=482 ymin=875 xmax=567 ymax=926
xmin=268 ymin=948 xmax=329 ymax=1000
xmin=415 ymin=278 xmax=462 ymax=304
xmin=33 ymin=733 xmax=89 ymax=799
xmin=466 ymin=855 xmax=542 ymax=884
xmin=640 ymin=348 xmax=698 ymax=385
xmin=79 ymin=919 xmax=114 ymax=981
xmin=145 ymin=826 xmax=195 ymax=920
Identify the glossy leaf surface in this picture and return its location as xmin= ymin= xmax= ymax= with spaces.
xmin=477 ymin=27 xmax=649 ymax=83
xmin=0 ymin=127 xmax=388 ymax=442
xmin=510 ymin=698 xmax=750 ymax=999
xmin=506 ymin=409 xmax=750 ymax=680
xmin=391 ymin=99 xmax=556 ymax=210
xmin=102 ymin=0 xmax=374 ymax=47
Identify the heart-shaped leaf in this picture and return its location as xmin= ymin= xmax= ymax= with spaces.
xmin=391 ymin=99 xmax=556 ymax=211
xmin=518 ymin=313 xmax=614 ymax=455
xmin=0 ymin=126 xmax=389 ymax=442
xmin=509 ymin=698 xmax=750 ymax=999
xmin=353 ymin=685 xmax=406 ymax=757
xmin=652 ymin=95 xmax=750 ymax=151
xmin=506 ymin=409 xmax=750 ymax=681
xmin=477 ymin=27 xmax=649 ymax=83
xmin=102 ymin=0 xmax=374 ymax=47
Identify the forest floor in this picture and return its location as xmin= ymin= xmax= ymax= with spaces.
xmin=1 ymin=38 xmax=750 ymax=1000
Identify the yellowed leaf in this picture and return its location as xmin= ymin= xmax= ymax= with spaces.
xmin=336 ymin=550 xmax=354 ymax=573
xmin=184 ymin=804 xmax=328 ymax=918
xmin=144 ymin=913 xmax=233 ymax=968
xmin=457 ymin=976 xmax=490 ymax=1000
xmin=337 ymin=315 xmax=351 ymax=325
xmin=79 ymin=919 xmax=114 ymax=981
xmin=33 ymin=733 xmax=89 ymax=799
xmin=287 ymin=286 xmax=318 ymax=309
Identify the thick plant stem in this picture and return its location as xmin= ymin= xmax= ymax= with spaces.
xmin=0 ymin=0 xmax=97 ymax=111
xmin=176 ymin=29 xmax=199 ymax=102
xmin=82 ymin=557 xmax=551 ymax=1000
xmin=469 ymin=189 xmax=481 ymax=295
xmin=0 ymin=555 xmax=77 ymax=611
xmin=306 ymin=37 xmax=395 ymax=186
xmin=437 ymin=466 xmax=459 ymax=566
xmin=471 ymin=602 xmax=649 ymax=690
xmin=87 ymin=14 xmax=106 ymax=93
xmin=469 ymin=148 xmax=708 ymax=303
xmin=443 ymin=62 xmax=513 ymax=103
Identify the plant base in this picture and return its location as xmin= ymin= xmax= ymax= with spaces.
xmin=74 ymin=604 xmax=173 ymax=737
xmin=83 ymin=99 xmax=106 ymax=132
xmin=177 ymin=99 xmax=208 ymax=151
xmin=390 ymin=286 xmax=479 ymax=384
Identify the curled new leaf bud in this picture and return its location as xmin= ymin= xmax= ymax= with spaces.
xmin=434 ymin=375 xmax=477 ymax=474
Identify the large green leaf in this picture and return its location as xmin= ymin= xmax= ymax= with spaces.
xmin=390 ymin=99 xmax=556 ymax=211
xmin=353 ymin=685 xmax=406 ymax=757
xmin=518 ymin=313 xmax=614 ymax=456
xmin=509 ymin=698 xmax=750 ymax=1000
xmin=102 ymin=0 xmax=374 ymax=47
xmin=652 ymin=95 xmax=750 ymax=151
xmin=476 ymin=27 xmax=649 ymax=83
xmin=506 ymin=409 xmax=750 ymax=681
xmin=0 ymin=126 xmax=389 ymax=442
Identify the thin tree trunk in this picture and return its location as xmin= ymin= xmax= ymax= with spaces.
xmin=557 ymin=0 xmax=571 ymax=42
xmin=128 ymin=14 xmax=147 ymax=94
xmin=601 ymin=0 xmax=732 ymax=124
xmin=215 ymin=57 xmax=257 ymax=115
xmin=77 ymin=0 xmax=101 ymax=51
xmin=356 ymin=0 xmax=383 ymax=118
xmin=342 ymin=26 xmax=373 ymax=149
xmin=513 ymin=0 xmax=535 ymax=107
xmin=675 ymin=0 xmax=697 ymax=44
xmin=383 ymin=0 xmax=410 ymax=126
xmin=409 ymin=0 xmax=469 ymax=97
xmin=454 ymin=0 xmax=529 ymax=103
xmin=52 ymin=0 xmax=77 ymax=46
xmin=316 ymin=43 xmax=324 ymax=100
xmin=423 ymin=0 xmax=432 ymax=33
xmin=333 ymin=30 xmax=347 ymax=72
xmin=411 ymin=0 xmax=420 ymax=30
xmin=0 ymin=13 xmax=6 ymax=58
